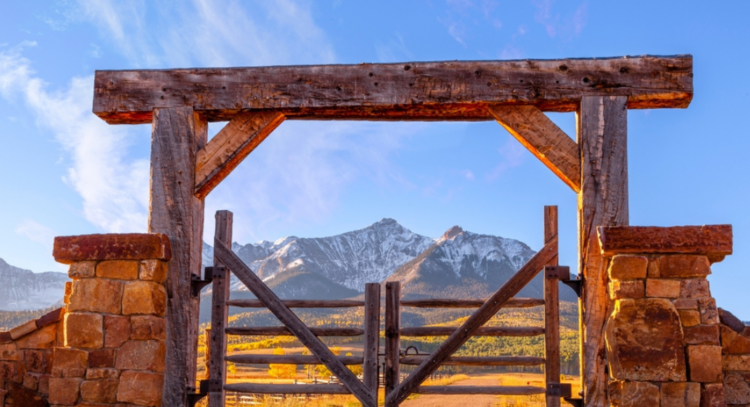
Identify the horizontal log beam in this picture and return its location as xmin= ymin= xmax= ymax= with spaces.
xmin=94 ymin=56 xmax=693 ymax=124
xmin=226 ymin=327 xmax=364 ymax=337
xmin=597 ymin=224 xmax=733 ymax=262
xmin=415 ymin=386 xmax=545 ymax=395
xmin=226 ymin=354 xmax=363 ymax=365
xmin=399 ymin=356 xmax=545 ymax=366
xmin=225 ymin=383 xmax=350 ymax=394
xmin=227 ymin=299 xmax=365 ymax=308
xmin=400 ymin=298 xmax=544 ymax=308
xmin=400 ymin=326 xmax=543 ymax=337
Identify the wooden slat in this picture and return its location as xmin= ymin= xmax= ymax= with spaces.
xmin=597 ymin=225 xmax=733 ymax=263
xmin=225 ymin=383 xmax=350 ymax=395
xmin=489 ymin=106 xmax=580 ymax=192
xmin=416 ymin=386 xmax=545 ymax=395
xmin=226 ymin=354 xmax=363 ymax=365
xmin=194 ymin=111 xmax=285 ymax=198
xmin=213 ymin=243 xmax=375 ymax=407
xmin=148 ymin=107 xmax=206 ymax=406
xmin=385 ymin=282 xmax=401 ymax=397
xmin=400 ymin=298 xmax=544 ymax=308
xmin=544 ymin=206 xmax=561 ymax=407
xmin=227 ymin=299 xmax=365 ymax=308
xmin=209 ymin=211 xmax=232 ymax=405
xmin=93 ymin=56 xmax=693 ymax=124
xmin=363 ymin=283 xmax=381 ymax=402
xmin=577 ymin=96 xmax=629 ymax=407
xmin=386 ymin=236 xmax=558 ymax=406
xmin=400 ymin=326 xmax=543 ymax=337
xmin=399 ymin=356 xmax=544 ymax=366
xmin=226 ymin=327 xmax=364 ymax=337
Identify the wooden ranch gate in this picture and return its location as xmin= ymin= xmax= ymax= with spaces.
xmin=206 ymin=206 xmax=577 ymax=406
xmin=92 ymin=55 xmax=693 ymax=406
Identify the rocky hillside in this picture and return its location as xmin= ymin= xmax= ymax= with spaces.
xmin=0 ymin=258 xmax=68 ymax=311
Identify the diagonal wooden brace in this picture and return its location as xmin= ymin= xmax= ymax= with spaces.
xmin=213 ymin=242 xmax=376 ymax=407
xmin=385 ymin=236 xmax=558 ymax=406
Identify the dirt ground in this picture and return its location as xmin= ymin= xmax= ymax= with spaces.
xmin=399 ymin=374 xmax=503 ymax=407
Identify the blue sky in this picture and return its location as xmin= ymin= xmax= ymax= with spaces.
xmin=1 ymin=1 xmax=749 ymax=316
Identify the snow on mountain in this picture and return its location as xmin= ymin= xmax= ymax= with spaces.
xmin=0 ymin=258 xmax=69 ymax=311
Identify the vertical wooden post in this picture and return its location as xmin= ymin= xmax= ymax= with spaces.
xmin=204 ymin=327 xmax=211 ymax=380
xmin=209 ymin=211 xmax=233 ymax=407
xmin=544 ymin=206 xmax=560 ymax=407
xmin=384 ymin=282 xmax=401 ymax=405
xmin=149 ymin=106 xmax=207 ymax=406
xmin=363 ymin=283 xmax=381 ymax=404
xmin=577 ymin=96 xmax=628 ymax=406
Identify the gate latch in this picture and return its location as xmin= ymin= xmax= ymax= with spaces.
xmin=191 ymin=267 xmax=216 ymax=297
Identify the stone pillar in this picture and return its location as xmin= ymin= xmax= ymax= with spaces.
xmin=598 ymin=225 xmax=732 ymax=407
xmin=50 ymin=233 xmax=171 ymax=407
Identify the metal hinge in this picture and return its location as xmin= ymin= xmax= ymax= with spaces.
xmin=545 ymin=266 xmax=571 ymax=279
xmin=546 ymin=382 xmax=572 ymax=398
xmin=561 ymin=277 xmax=582 ymax=298
xmin=563 ymin=397 xmax=583 ymax=407
xmin=191 ymin=266 xmax=218 ymax=297
xmin=186 ymin=380 xmax=209 ymax=407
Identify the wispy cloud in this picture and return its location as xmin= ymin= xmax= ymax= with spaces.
xmin=486 ymin=137 xmax=526 ymax=181
xmin=532 ymin=0 xmax=588 ymax=40
xmin=15 ymin=219 xmax=56 ymax=247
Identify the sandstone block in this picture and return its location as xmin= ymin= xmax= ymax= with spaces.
xmin=647 ymin=279 xmax=682 ymax=298
xmin=54 ymin=233 xmax=172 ymax=264
xmin=657 ymin=255 xmax=712 ymax=278
xmin=85 ymin=368 xmax=119 ymax=379
xmin=38 ymin=374 xmax=50 ymax=397
xmin=115 ymin=340 xmax=166 ymax=372
xmin=122 ymin=281 xmax=167 ymax=316
xmin=9 ymin=320 xmax=38 ymax=340
xmin=680 ymin=310 xmax=702 ymax=327
xmin=0 ymin=343 xmax=19 ymax=361
xmin=0 ymin=331 xmax=11 ymax=343
xmin=15 ymin=324 xmax=56 ymax=349
xmin=37 ymin=307 xmax=65 ymax=329
xmin=0 ymin=361 xmax=21 ymax=383
xmin=723 ymin=355 xmax=750 ymax=371
xmin=96 ymin=260 xmax=139 ymax=280
xmin=609 ymin=280 xmax=645 ymax=300
xmin=681 ymin=279 xmax=711 ymax=299
xmin=64 ymin=281 xmax=73 ymax=304
xmin=606 ymin=298 xmax=686 ymax=381
xmin=743 ymin=326 xmax=750 ymax=340
xmin=609 ymin=255 xmax=648 ymax=280
xmin=725 ymin=333 xmax=750 ymax=355
xmin=684 ymin=325 xmax=720 ymax=345
xmin=48 ymin=377 xmax=81 ymax=405
xmin=117 ymin=370 xmax=164 ymax=406
xmin=701 ymin=383 xmax=726 ymax=407
xmin=609 ymin=380 xmax=660 ymax=407
xmin=688 ymin=345 xmax=722 ymax=382
xmin=698 ymin=298 xmax=719 ymax=325
xmin=88 ymin=349 xmax=115 ymax=368
xmin=724 ymin=372 xmax=750 ymax=404
xmin=81 ymin=379 xmax=118 ymax=403
xmin=130 ymin=316 xmax=166 ymax=341
xmin=23 ymin=372 xmax=39 ymax=390
xmin=68 ymin=278 xmax=124 ymax=314
xmin=25 ymin=349 xmax=50 ymax=373
xmin=648 ymin=257 xmax=661 ymax=278
xmin=104 ymin=315 xmax=130 ymax=348
xmin=721 ymin=325 xmax=738 ymax=351
xmin=718 ymin=308 xmax=746 ymax=333
xmin=5 ymin=382 xmax=47 ymax=407
xmin=661 ymin=382 xmax=700 ymax=407
xmin=65 ymin=313 xmax=103 ymax=349
xmin=675 ymin=299 xmax=699 ymax=310
xmin=68 ymin=261 xmax=96 ymax=279
xmin=139 ymin=259 xmax=168 ymax=283
xmin=597 ymin=225 xmax=733 ymax=263
xmin=52 ymin=348 xmax=88 ymax=378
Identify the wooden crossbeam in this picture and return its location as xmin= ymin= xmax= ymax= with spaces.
xmin=194 ymin=111 xmax=285 ymax=198
xmin=93 ymin=56 xmax=693 ymax=124
xmin=213 ymin=242 xmax=375 ymax=407
xmin=385 ymin=236 xmax=558 ymax=406
xmin=489 ymin=106 xmax=580 ymax=192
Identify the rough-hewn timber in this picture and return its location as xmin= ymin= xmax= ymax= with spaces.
xmin=93 ymin=56 xmax=693 ymax=124
xmin=208 ymin=211 xmax=232 ymax=407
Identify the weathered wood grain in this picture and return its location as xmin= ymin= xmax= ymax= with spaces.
xmin=544 ymin=206 xmax=561 ymax=407
xmin=194 ymin=111 xmax=285 ymax=198
xmin=363 ymin=283 xmax=381 ymax=401
xmin=386 ymin=236 xmax=558 ymax=406
xmin=415 ymin=386 xmax=546 ymax=395
xmin=385 ymin=282 xmax=401 ymax=399
xmin=489 ymin=106 xmax=580 ymax=191
xmin=597 ymin=225 xmax=732 ymax=263
xmin=226 ymin=354 xmax=363 ymax=365
xmin=148 ymin=107 xmax=207 ymax=407
xmin=225 ymin=383 xmax=350 ymax=394
xmin=214 ymin=243 xmax=375 ymax=407
xmin=225 ymin=327 xmax=364 ymax=337
xmin=208 ymin=211 xmax=232 ymax=406
xmin=577 ymin=96 xmax=629 ymax=407
xmin=93 ymin=56 xmax=693 ymax=124
xmin=226 ymin=299 xmax=365 ymax=308
xmin=399 ymin=326 xmax=544 ymax=337
xmin=399 ymin=298 xmax=544 ymax=308
xmin=399 ymin=356 xmax=544 ymax=366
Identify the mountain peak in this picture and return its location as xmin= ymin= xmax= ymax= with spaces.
xmin=440 ymin=225 xmax=464 ymax=241
xmin=374 ymin=218 xmax=398 ymax=226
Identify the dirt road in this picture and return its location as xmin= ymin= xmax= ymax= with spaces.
xmin=399 ymin=375 xmax=501 ymax=407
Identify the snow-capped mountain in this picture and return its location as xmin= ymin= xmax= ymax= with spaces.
xmin=0 ymin=258 xmax=69 ymax=311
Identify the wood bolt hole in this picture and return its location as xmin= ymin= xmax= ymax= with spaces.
xmin=336 ymin=86 xmax=342 ymax=91
xmin=409 ymin=83 xmax=413 ymax=87
xmin=404 ymin=65 xmax=411 ymax=71
xmin=519 ymin=80 xmax=524 ymax=83
xmin=474 ymin=70 xmax=481 ymax=76
xmin=620 ymin=67 xmax=629 ymax=74
xmin=162 ymin=88 xmax=166 ymax=92
xmin=559 ymin=65 xmax=568 ymax=71
xmin=369 ymin=72 xmax=374 ymax=77
xmin=582 ymin=77 xmax=590 ymax=83
xmin=374 ymin=82 xmax=378 ymax=86
xmin=486 ymin=82 xmax=491 ymax=86
xmin=222 ymin=86 xmax=226 ymax=90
